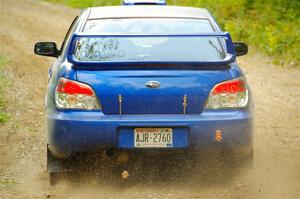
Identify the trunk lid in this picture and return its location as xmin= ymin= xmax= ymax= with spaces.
xmin=76 ymin=70 xmax=229 ymax=114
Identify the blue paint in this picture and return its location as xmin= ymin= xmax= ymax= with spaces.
xmin=47 ymin=110 xmax=252 ymax=156
xmin=66 ymin=32 xmax=236 ymax=68
xmin=42 ymin=7 xmax=253 ymax=158
xmin=76 ymin=70 xmax=233 ymax=114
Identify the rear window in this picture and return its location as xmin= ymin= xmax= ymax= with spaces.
xmin=83 ymin=18 xmax=215 ymax=34
xmin=74 ymin=36 xmax=226 ymax=62
xmin=74 ymin=18 xmax=226 ymax=62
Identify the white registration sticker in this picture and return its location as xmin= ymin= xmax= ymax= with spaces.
xmin=134 ymin=128 xmax=173 ymax=148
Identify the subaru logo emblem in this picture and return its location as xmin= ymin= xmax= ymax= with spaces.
xmin=145 ymin=81 xmax=160 ymax=88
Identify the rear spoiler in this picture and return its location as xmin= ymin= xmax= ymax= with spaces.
xmin=67 ymin=32 xmax=236 ymax=68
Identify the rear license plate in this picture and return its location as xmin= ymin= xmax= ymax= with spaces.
xmin=134 ymin=128 xmax=173 ymax=148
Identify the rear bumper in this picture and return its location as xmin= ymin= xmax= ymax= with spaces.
xmin=47 ymin=109 xmax=253 ymax=157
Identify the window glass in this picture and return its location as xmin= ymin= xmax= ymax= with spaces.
xmin=84 ymin=18 xmax=214 ymax=34
xmin=61 ymin=17 xmax=79 ymax=55
xmin=75 ymin=18 xmax=226 ymax=62
xmin=74 ymin=36 xmax=226 ymax=62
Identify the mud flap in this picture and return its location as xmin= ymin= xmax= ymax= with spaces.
xmin=47 ymin=145 xmax=72 ymax=173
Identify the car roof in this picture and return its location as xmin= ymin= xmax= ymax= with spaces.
xmin=87 ymin=6 xmax=211 ymax=20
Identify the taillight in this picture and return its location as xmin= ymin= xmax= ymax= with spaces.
xmin=55 ymin=78 xmax=100 ymax=110
xmin=205 ymin=78 xmax=248 ymax=109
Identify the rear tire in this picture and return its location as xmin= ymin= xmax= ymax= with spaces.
xmin=47 ymin=145 xmax=69 ymax=186
xmin=49 ymin=172 xmax=60 ymax=186
xmin=239 ymin=147 xmax=254 ymax=167
xmin=228 ymin=146 xmax=254 ymax=168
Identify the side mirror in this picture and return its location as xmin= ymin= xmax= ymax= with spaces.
xmin=34 ymin=42 xmax=60 ymax=58
xmin=233 ymin=42 xmax=248 ymax=56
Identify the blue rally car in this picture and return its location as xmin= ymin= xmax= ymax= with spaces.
xmin=34 ymin=3 xmax=252 ymax=184
xmin=122 ymin=0 xmax=167 ymax=5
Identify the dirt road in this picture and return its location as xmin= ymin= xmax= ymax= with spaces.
xmin=0 ymin=0 xmax=299 ymax=198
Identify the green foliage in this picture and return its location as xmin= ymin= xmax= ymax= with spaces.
xmin=0 ymin=178 xmax=17 ymax=187
xmin=0 ymin=112 xmax=9 ymax=123
xmin=46 ymin=0 xmax=300 ymax=65
xmin=46 ymin=0 xmax=120 ymax=7
xmin=0 ymin=55 xmax=10 ymax=123
xmin=171 ymin=0 xmax=300 ymax=65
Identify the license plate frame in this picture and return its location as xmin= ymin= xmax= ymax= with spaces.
xmin=134 ymin=128 xmax=173 ymax=148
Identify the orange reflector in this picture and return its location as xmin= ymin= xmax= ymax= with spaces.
xmin=122 ymin=170 xmax=129 ymax=180
xmin=215 ymin=130 xmax=223 ymax=142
